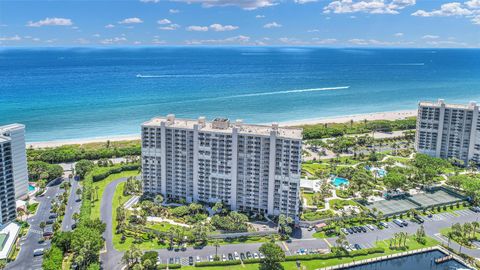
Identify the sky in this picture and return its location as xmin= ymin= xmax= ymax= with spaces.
xmin=0 ymin=0 xmax=479 ymax=47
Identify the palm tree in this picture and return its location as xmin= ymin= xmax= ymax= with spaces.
xmin=95 ymin=186 xmax=100 ymax=201
xmin=72 ymin=212 xmax=80 ymax=224
xmin=472 ymin=221 xmax=479 ymax=239
xmin=213 ymin=239 xmax=220 ymax=259
xmin=39 ymin=221 xmax=46 ymax=233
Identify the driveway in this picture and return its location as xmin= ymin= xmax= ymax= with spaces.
xmin=7 ymin=181 xmax=63 ymax=270
xmin=61 ymin=178 xmax=82 ymax=231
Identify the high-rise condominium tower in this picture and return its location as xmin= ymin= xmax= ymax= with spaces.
xmin=141 ymin=115 xmax=302 ymax=218
xmin=0 ymin=124 xmax=28 ymax=200
xmin=415 ymin=99 xmax=480 ymax=164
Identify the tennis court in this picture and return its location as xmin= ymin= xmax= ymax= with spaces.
xmin=364 ymin=198 xmax=419 ymax=216
xmin=410 ymin=189 xmax=463 ymax=208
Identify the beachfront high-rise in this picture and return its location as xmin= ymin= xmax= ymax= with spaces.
xmin=0 ymin=124 xmax=29 ymax=200
xmin=415 ymin=99 xmax=480 ymax=164
xmin=0 ymin=133 xmax=20 ymax=224
xmin=141 ymin=115 xmax=302 ymax=218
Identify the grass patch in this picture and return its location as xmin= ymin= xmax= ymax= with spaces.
xmin=301 ymin=210 xmax=335 ymax=221
xmin=90 ymin=170 xmax=139 ymax=220
xmin=27 ymin=202 xmax=39 ymax=215
xmin=329 ymin=199 xmax=358 ymax=210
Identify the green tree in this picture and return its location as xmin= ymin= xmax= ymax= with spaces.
xmin=75 ymin=159 xmax=95 ymax=179
xmin=258 ymin=242 xmax=285 ymax=270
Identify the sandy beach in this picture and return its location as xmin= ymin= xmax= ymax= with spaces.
xmin=27 ymin=109 xmax=417 ymax=149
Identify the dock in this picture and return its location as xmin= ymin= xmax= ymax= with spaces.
xmin=434 ymin=254 xmax=453 ymax=264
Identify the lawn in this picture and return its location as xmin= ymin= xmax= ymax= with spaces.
xmin=90 ymin=170 xmax=139 ymax=220
xmin=301 ymin=210 xmax=335 ymax=221
xmin=329 ymin=199 xmax=358 ymax=210
xmin=302 ymin=192 xmax=324 ymax=208
xmin=27 ymin=202 xmax=39 ymax=215
xmin=302 ymin=163 xmax=330 ymax=176
xmin=182 ymin=236 xmax=438 ymax=270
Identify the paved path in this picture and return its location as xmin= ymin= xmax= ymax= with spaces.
xmin=7 ymin=181 xmax=63 ymax=270
xmin=100 ymin=177 xmax=128 ymax=270
xmin=61 ymin=178 xmax=81 ymax=231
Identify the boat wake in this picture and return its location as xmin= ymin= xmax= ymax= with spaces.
xmin=227 ymin=86 xmax=350 ymax=98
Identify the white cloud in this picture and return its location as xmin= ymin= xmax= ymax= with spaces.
xmin=324 ymin=0 xmax=416 ymax=15
xmin=27 ymin=17 xmax=73 ymax=27
xmin=100 ymin=37 xmax=127 ymax=44
xmin=118 ymin=17 xmax=143 ymax=24
xmin=186 ymin=25 xmax=209 ymax=31
xmin=105 ymin=24 xmax=115 ymax=28
xmin=157 ymin=19 xmax=172 ymax=24
xmin=256 ymin=15 xmax=266 ymax=18
xmin=209 ymin=23 xmax=239 ymax=31
xmin=186 ymin=35 xmax=251 ymax=45
xmin=394 ymin=32 xmax=404 ymax=37
xmin=169 ymin=9 xmax=180 ymax=13
xmin=170 ymin=0 xmax=277 ymax=10
xmin=473 ymin=15 xmax=480 ymax=24
xmin=308 ymin=29 xmax=320 ymax=32
xmin=263 ymin=22 xmax=282 ymax=28
xmin=412 ymin=2 xmax=472 ymax=17
xmin=311 ymin=38 xmax=338 ymax=44
xmin=76 ymin=38 xmax=90 ymax=44
xmin=159 ymin=24 xmax=180 ymax=30
xmin=466 ymin=0 xmax=480 ymax=8
xmin=279 ymin=37 xmax=337 ymax=45
xmin=140 ymin=0 xmax=160 ymax=2
xmin=152 ymin=38 xmax=166 ymax=44
xmin=93 ymin=34 xmax=101 ymax=37
xmin=348 ymin=38 xmax=413 ymax=46
xmin=0 ymin=35 xmax=21 ymax=41
xmin=295 ymin=0 xmax=318 ymax=3
xmin=425 ymin=40 xmax=468 ymax=47
xmin=422 ymin=34 xmax=439 ymax=39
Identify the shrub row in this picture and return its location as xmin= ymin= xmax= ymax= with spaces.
xmin=194 ymin=248 xmax=385 ymax=267
xmin=92 ymin=164 xmax=140 ymax=182
xmin=158 ymin=263 xmax=181 ymax=269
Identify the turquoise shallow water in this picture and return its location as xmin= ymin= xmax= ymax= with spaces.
xmin=1 ymin=47 xmax=479 ymax=142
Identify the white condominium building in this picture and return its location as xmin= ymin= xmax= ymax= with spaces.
xmin=415 ymin=99 xmax=480 ymax=164
xmin=0 ymin=136 xmax=18 ymax=224
xmin=0 ymin=124 xmax=29 ymax=200
xmin=141 ymin=115 xmax=302 ymax=218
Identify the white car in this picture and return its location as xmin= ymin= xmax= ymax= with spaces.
xmin=33 ymin=248 xmax=44 ymax=256
xmin=253 ymin=253 xmax=259 ymax=259
xmin=366 ymin=224 xmax=375 ymax=230
xmin=209 ymin=255 xmax=214 ymax=262
xmin=222 ymin=254 xmax=227 ymax=261
xmin=196 ymin=256 xmax=201 ymax=263
xmin=259 ymin=253 xmax=265 ymax=259
xmin=234 ymin=252 xmax=240 ymax=260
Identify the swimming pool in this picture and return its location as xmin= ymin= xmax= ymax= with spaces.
xmin=28 ymin=185 xmax=35 ymax=192
xmin=331 ymin=177 xmax=349 ymax=187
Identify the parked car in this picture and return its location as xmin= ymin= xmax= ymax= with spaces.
xmin=470 ymin=206 xmax=480 ymax=213
xmin=379 ymin=221 xmax=389 ymax=228
xmin=234 ymin=252 xmax=240 ymax=260
xmin=71 ymin=223 xmax=77 ymax=229
xmin=168 ymin=258 xmax=174 ymax=264
xmin=246 ymin=252 xmax=252 ymax=259
xmin=228 ymin=253 xmax=233 ymax=260
xmin=196 ymin=256 xmax=201 ymax=263
xmin=347 ymin=228 xmax=354 ymax=234
xmin=414 ymin=214 xmax=424 ymax=223
xmin=174 ymin=257 xmax=180 ymax=264
xmin=33 ymin=248 xmax=44 ymax=256
xmin=43 ymin=231 xmax=53 ymax=237
xmin=253 ymin=253 xmax=259 ymax=259
xmin=366 ymin=224 xmax=375 ymax=230
xmin=259 ymin=253 xmax=265 ymax=259
xmin=393 ymin=219 xmax=404 ymax=227
xmin=359 ymin=226 xmax=367 ymax=232
xmin=400 ymin=219 xmax=408 ymax=226
xmin=240 ymin=253 xmax=246 ymax=260
xmin=222 ymin=254 xmax=227 ymax=261
xmin=49 ymin=214 xmax=58 ymax=219
xmin=46 ymin=219 xmax=54 ymax=225
xmin=188 ymin=257 xmax=194 ymax=265
xmin=209 ymin=255 xmax=214 ymax=262
xmin=354 ymin=244 xmax=362 ymax=250
xmin=341 ymin=228 xmax=349 ymax=235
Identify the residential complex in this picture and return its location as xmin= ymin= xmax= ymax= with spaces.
xmin=415 ymin=99 xmax=480 ymax=164
xmin=141 ymin=115 xmax=302 ymax=218
xmin=0 ymin=124 xmax=28 ymax=200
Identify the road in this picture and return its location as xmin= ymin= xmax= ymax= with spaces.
xmin=61 ymin=178 xmax=82 ymax=231
xmin=7 ymin=180 xmax=63 ymax=270
xmin=100 ymin=177 xmax=128 ymax=270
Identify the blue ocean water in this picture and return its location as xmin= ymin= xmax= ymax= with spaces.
xmin=1 ymin=47 xmax=479 ymax=142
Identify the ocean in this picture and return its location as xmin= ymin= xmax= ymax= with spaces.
xmin=1 ymin=47 xmax=479 ymax=142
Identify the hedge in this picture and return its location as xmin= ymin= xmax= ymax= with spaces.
xmin=194 ymin=248 xmax=385 ymax=267
xmin=158 ymin=263 xmax=181 ymax=269
xmin=92 ymin=164 xmax=140 ymax=182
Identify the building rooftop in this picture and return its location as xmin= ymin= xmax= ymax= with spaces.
xmin=143 ymin=115 xmax=303 ymax=139
xmin=0 ymin=136 xmax=10 ymax=144
xmin=420 ymin=99 xmax=478 ymax=110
